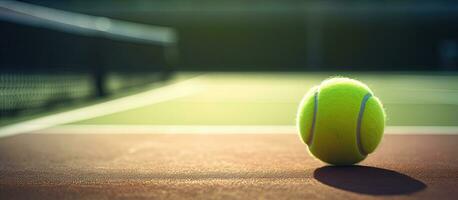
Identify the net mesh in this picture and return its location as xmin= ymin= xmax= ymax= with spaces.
xmin=0 ymin=73 xmax=94 ymax=116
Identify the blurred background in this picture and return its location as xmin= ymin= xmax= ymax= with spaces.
xmin=1 ymin=0 xmax=458 ymax=129
xmin=8 ymin=0 xmax=458 ymax=70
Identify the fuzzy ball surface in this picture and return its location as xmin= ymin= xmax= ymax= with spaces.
xmin=297 ymin=77 xmax=386 ymax=165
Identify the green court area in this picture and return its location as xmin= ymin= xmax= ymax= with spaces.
xmin=73 ymin=72 xmax=458 ymax=126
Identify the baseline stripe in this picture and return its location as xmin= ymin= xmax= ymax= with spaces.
xmin=29 ymin=125 xmax=458 ymax=135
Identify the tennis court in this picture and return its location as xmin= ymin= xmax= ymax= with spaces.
xmin=1 ymin=72 xmax=458 ymax=200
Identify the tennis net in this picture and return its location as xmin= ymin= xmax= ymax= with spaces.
xmin=0 ymin=0 xmax=178 ymax=117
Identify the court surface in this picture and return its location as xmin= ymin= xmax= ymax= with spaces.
xmin=1 ymin=72 xmax=457 ymax=199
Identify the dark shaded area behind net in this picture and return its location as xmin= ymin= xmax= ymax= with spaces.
xmin=20 ymin=0 xmax=458 ymax=71
xmin=0 ymin=0 xmax=177 ymax=118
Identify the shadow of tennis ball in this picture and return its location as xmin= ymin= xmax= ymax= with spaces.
xmin=313 ymin=166 xmax=426 ymax=195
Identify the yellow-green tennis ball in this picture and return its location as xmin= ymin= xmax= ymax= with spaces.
xmin=297 ymin=77 xmax=386 ymax=165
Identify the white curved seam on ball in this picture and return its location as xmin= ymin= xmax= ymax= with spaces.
xmin=356 ymin=93 xmax=373 ymax=156
xmin=307 ymin=91 xmax=319 ymax=146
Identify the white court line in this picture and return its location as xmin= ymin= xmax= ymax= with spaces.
xmin=0 ymin=77 xmax=205 ymax=138
xmin=31 ymin=125 xmax=458 ymax=135
xmin=32 ymin=125 xmax=297 ymax=134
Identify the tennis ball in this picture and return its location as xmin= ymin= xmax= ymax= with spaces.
xmin=297 ymin=77 xmax=386 ymax=165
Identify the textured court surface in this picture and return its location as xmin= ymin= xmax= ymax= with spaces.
xmin=0 ymin=134 xmax=456 ymax=199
